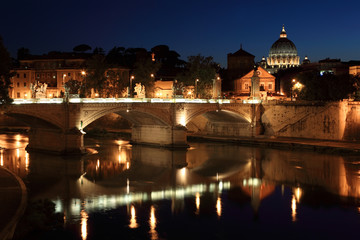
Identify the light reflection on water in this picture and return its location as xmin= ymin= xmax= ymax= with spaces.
xmin=2 ymin=133 xmax=360 ymax=238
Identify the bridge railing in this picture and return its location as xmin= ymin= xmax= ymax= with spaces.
xmin=12 ymin=98 xmax=233 ymax=104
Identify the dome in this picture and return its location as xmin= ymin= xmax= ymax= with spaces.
xmin=269 ymin=26 xmax=297 ymax=57
xmin=266 ymin=25 xmax=300 ymax=73
xmin=269 ymin=38 xmax=297 ymax=56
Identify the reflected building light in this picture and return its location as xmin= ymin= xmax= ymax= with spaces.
xmin=71 ymin=199 xmax=81 ymax=216
xmin=126 ymin=162 xmax=130 ymax=170
xmin=291 ymin=194 xmax=297 ymax=222
xmin=0 ymin=150 xmax=3 ymax=166
xmin=195 ymin=192 xmax=200 ymax=215
xmin=216 ymin=197 xmax=222 ymax=217
xmin=96 ymin=159 xmax=100 ymax=171
xmin=129 ymin=205 xmax=138 ymax=229
xmin=218 ymin=181 xmax=223 ymax=192
xmin=25 ymin=152 xmax=29 ymax=172
xmin=216 ymin=172 xmax=219 ymax=181
xmin=127 ymin=178 xmax=130 ymax=194
xmin=294 ymin=187 xmax=302 ymax=203
xmin=81 ymin=209 xmax=88 ymax=240
xmin=178 ymin=167 xmax=187 ymax=185
xmin=16 ymin=149 xmax=20 ymax=159
xmin=149 ymin=205 xmax=158 ymax=240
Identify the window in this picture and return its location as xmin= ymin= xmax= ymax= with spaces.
xmin=17 ymin=82 xmax=20 ymax=87
xmin=268 ymin=83 xmax=273 ymax=90
xmin=68 ymin=73 xmax=71 ymax=76
xmin=260 ymin=84 xmax=265 ymax=91
xmin=16 ymin=74 xmax=19 ymax=78
xmin=24 ymin=82 xmax=27 ymax=87
xmin=245 ymin=83 xmax=249 ymax=90
xmin=24 ymin=73 xmax=26 ymax=78
xmin=17 ymin=92 xmax=20 ymax=98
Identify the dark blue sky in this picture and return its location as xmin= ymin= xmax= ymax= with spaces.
xmin=1 ymin=0 xmax=360 ymax=67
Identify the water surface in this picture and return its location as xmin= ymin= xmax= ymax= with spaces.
xmin=1 ymin=133 xmax=360 ymax=239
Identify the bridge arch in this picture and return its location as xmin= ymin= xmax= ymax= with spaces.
xmin=5 ymin=105 xmax=65 ymax=130
xmin=81 ymin=104 xmax=172 ymax=129
xmin=185 ymin=105 xmax=251 ymax=125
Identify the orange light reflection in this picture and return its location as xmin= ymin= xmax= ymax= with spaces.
xmin=129 ymin=205 xmax=138 ymax=229
xmin=80 ymin=209 xmax=88 ymax=240
xmin=149 ymin=206 xmax=158 ymax=240
xmin=216 ymin=197 xmax=222 ymax=217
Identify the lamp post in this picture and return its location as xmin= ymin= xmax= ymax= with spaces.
xmin=129 ymin=75 xmax=135 ymax=98
xmin=291 ymin=79 xmax=295 ymax=101
xmin=195 ymin=79 xmax=199 ymax=99
xmin=81 ymin=71 xmax=86 ymax=98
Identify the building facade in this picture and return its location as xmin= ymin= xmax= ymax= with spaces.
xmin=234 ymin=66 xmax=276 ymax=94
xmin=10 ymin=53 xmax=129 ymax=99
xmin=226 ymin=46 xmax=255 ymax=91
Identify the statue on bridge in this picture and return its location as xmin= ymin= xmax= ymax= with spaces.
xmin=30 ymin=81 xmax=47 ymax=98
xmin=134 ymin=83 xmax=145 ymax=98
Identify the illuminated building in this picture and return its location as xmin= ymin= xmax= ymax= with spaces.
xmin=266 ymin=25 xmax=300 ymax=73
xmin=10 ymin=52 xmax=129 ymax=99
xmin=234 ymin=66 xmax=275 ymax=96
xmin=350 ymin=65 xmax=360 ymax=76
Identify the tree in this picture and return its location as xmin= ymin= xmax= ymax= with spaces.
xmin=103 ymin=69 xmax=128 ymax=97
xmin=64 ymin=79 xmax=81 ymax=94
xmin=106 ymin=46 xmax=126 ymax=66
xmin=133 ymin=53 xmax=161 ymax=98
xmin=176 ymin=54 xmax=219 ymax=98
xmin=295 ymin=70 xmax=356 ymax=101
xmin=151 ymin=45 xmax=186 ymax=68
xmin=73 ymin=44 xmax=92 ymax=53
xmin=85 ymin=54 xmax=109 ymax=97
xmin=0 ymin=36 xmax=14 ymax=105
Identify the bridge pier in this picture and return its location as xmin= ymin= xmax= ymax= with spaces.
xmin=131 ymin=125 xmax=189 ymax=148
xmin=26 ymin=128 xmax=85 ymax=155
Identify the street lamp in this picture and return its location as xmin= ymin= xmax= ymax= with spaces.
xmin=129 ymin=75 xmax=135 ymax=98
xmin=291 ymin=79 xmax=296 ymax=101
xmin=81 ymin=71 xmax=86 ymax=98
xmin=195 ymin=79 xmax=199 ymax=98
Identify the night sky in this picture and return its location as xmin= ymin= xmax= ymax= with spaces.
xmin=1 ymin=0 xmax=360 ymax=67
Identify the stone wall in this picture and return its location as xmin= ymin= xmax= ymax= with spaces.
xmin=261 ymin=101 xmax=360 ymax=141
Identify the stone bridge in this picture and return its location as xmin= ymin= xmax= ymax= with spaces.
xmin=4 ymin=98 xmax=360 ymax=154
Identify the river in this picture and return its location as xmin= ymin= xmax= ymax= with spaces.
xmin=1 ymin=133 xmax=360 ymax=240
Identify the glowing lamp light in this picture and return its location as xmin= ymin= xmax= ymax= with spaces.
xmin=95 ymin=93 xmax=99 ymax=97
xmin=81 ymin=71 xmax=86 ymax=76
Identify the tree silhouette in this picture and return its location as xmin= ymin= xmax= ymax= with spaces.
xmin=0 ymin=36 xmax=14 ymax=105
xmin=73 ymin=44 xmax=92 ymax=53
xmin=176 ymin=54 xmax=218 ymax=98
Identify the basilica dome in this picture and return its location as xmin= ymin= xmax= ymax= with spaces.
xmin=266 ymin=25 xmax=300 ymax=73
xmin=269 ymin=37 xmax=298 ymax=57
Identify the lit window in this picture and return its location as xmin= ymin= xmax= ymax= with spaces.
xmin=245 ymin=83 xmax=249 ymax=90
